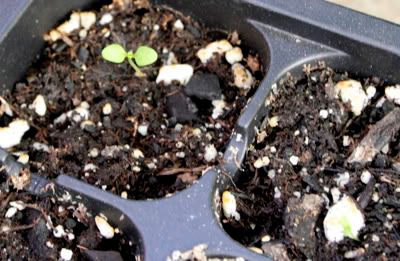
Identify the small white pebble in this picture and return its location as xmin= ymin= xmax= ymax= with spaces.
xmin=95 ymin=215 xmax=115 ymax=239
xmin=335 ymin=80 xmax=368 ymax=116
xmin=343 ymin=136 xmax=351 ymax=147
xmin=372 ymin=234 xmax=380 ymax=242
xmin=222 ymin=191 xmax=240 ymax=221
xmin=335 ymin=172 xmax=350 ymax=187
xmin=331 ymin=187 xmax=341 ymax=203
xmin=268 ymin=116 xmax=279 ymax=128
xmin=46 ymin=241 xmax=54 ymax=249
xmin=253 ymin=156 xmax=270 ymax=169
xmin=5 ymin=207 xmax=18 ymax=218
xmin=366 ymin=86 xmax=376 ymax=99
xmin=196 ymin=40 xmax=233 ymax=64
xmin=289 ymin=155 xmax=299 ymax=166
xmin=102 ymin=102 xmax=112 ymax=115
xmin=60 ymin=248 xmax=73 ymax=261
xmin=132 ymin=149 xmax=144 ymax=159
xmin=132 ymin=166 xmax=141 ymax=172
xmin=274 ymin=187 xmax=281 ymax=199
xmin=372 ymin=192 xmax=380 ymax=202
xmin=31 ymin=95 xmax=47 ymax=116
xmin=360 ymin=170 xmax=372 ymax=184
xmin=53 ymin=225 xmax=66 ymax=238
xmin=147 ymin=162 xmax=156 ymax=169
xmin=270 ymin=146 xmax=277 ymax=153
xmin=211 ymin=99 xmax=226 ymax=119
xmin=9 ymin=201 xmax=25 ymax=210
xmin=156 ymin=64 xmax=193 ymax=85
xmin=261 ymin=235 xmax=271 ymax=242
xmin=294 ymin=130 xmax=300 ymax=136
xmin=99 ymin=13 xmax=113 ymax=25
xmin=204 ymin=144 xmax=217 ymax=162
xmin=225 ymin=47 xmax=243 ymax=64
xmin=304 ymin=136 xmax=309 ymax=145
xmin=293 ymin=191 xmax=301 ymax=198
xmin=319 ymin=109 xmax=329 ymax=119
xmin=175 ymin=141 xmax=184 ymax=149
xmin=248 ymin=247 xmax=263 ymax=254
xmin=173 ymin=19 xmax=184 ymax=30
xmin=83 ymin=163 xmax=97 ymax=172
xmin=268 ymin=169 xmax=276 ymax=179
xmin=67 ymin=233 xmax=75 ymax=241
xmin=0 ymin=96 xmax=13 ymax=117
xmin=79 ymin=12 xmax=96 ymax=30
xmin=121 ymin=191 xmax=128 ymax=199
xmin=138 ymin=124 xmax=149 ymax=136
xmin=0 ymin=119 xmax=30 ymax=149
xmin=176 ymin=151 xmax=185 ymax=158
xmin=89 ymin=148 xmax=99 ymax=158
xmin=381 ymin=144 xmax=389 ymax=154
xmin=232 ymin=63 xmax=253 ymax=89
xmin=17 ymin=153 xmax=29 ymax=164
xmin=174 ymin=124 xmax=183 ymax=132
xmin=384 ymin=85 xmax=400 ymax=105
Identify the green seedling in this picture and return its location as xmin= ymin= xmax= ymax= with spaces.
xmin=340 ymin=216 xmax=358 ymax=240
xmin=101 ymin=43 xmax=158 ymax=73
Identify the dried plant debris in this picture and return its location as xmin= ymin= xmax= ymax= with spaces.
xmin=222 ymin=64 xmax=400 ymax=260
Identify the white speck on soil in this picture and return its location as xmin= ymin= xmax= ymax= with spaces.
xmin=274 ymin=187 xmax=281 ymax=199
xmin=173 ymin=19 xmax=184 ymax=30
xmin=331 ymin=187 xmax=341 ymax=203
xmin=253 ymin=156 xmax=270 ymax=168
xmin=204 ymin=144 xmax=217 ymax=162
xmin=211 ymin=99 xmax=226 ymax=119
xmin=176 ymin=151 xmax=185 ymax=158
xmin=60 ymin=248 xmax=73 ymax=261
xmin=89 ymin=148 xmax=99 ymax=158
xmin=196 ymin=40 xmax=233 ymax=64
xmin=385 ymin=85 xmax=400 ymax=105
xmin=268 ymin=116 xmax=279 ymax=128
xmin=156 ymin=64 xmax=193 ymax=85
xmin=222 ymin=191 xmax=240 ymax=221
xmin=366 ymin=86 xmax=376 ymax=99
xmin=319 ymin=109 xmax=329 ymax=119
xmin=343 ymin=135 xmax=351 ymax=147
xmin=334 ymin=80 xmax=368 ymax=116
xmin=99 ymin=13 xmax=113 ymax=25
xmin=360 ymin=170 xmax=372 ymax=184
xmin=268 ymin=169 xmax=276 ymax=179
xmin=289 ymin=155 xmax=299 ymax=166
xmin=0 ymin=96 xmax=13 ymax=117
xmin=95 ymin=215 xmax=115 ymax=239
xmin=121 ymin=191 xmax=128 ymax=199
xmin=30 ymin=94 xmax=47 ymax=116
xmin=225 ymin=47 xmax=243 ymax=64
xmin=53 ymin=225 xmax=66 ymax=238
xmin=0 ymin=119 xmax=30 ymax=149
xmin=5 ymin=207 xmax=18 ymax=218
xmin=138 ymin=123 xmax=149 ymax=136
xmin=232 ymin=63 xmax=253 ymax=89
xmin=335 ymin=172 xmax=350 ymax=188
xmin=102 ymin=102 xmax=112 ymax=115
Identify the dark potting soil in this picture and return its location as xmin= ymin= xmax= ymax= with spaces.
xmin=4 ymin=1 xmax=262 ymax=198
xmin=222 ymin=63 xmax=400 ymax=260
xmin=0 ymin=0 xmax=263 ymax=260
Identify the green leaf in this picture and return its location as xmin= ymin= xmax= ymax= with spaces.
xmin=134 ymin=46 xmax=158 ymax=67
xmin=101 ymin=44 xmax=127 ymax=63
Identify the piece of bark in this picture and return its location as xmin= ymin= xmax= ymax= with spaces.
xmin=347 ymin=108 xmax=400 ymax=165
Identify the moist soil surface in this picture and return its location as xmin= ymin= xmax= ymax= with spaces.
xmin=222 ymin=64 xmax=400 ymax=260
xmin=0 ymin=0 xmax=263 ymax=260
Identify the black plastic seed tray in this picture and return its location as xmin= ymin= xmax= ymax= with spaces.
xmin=1 ymin=0 xmax=400 ymax=260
